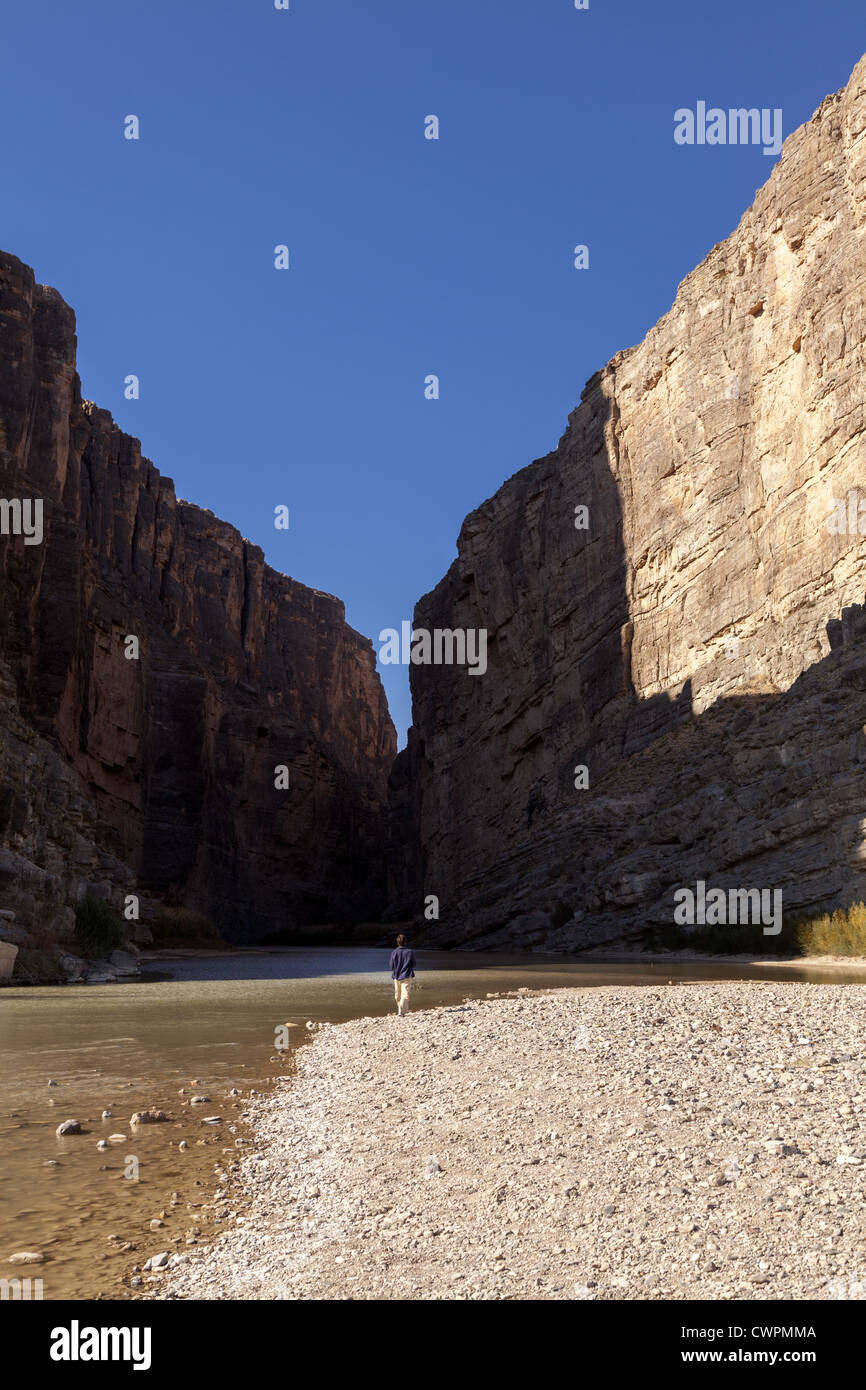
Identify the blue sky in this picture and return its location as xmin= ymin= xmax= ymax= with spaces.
xmin=2 ymin=0 xmax=863 ymax=742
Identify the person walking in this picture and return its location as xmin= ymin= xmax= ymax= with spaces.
xmin=389 ymin=933 xmax=416 ymax=1016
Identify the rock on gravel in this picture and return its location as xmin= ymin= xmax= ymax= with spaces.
xmin=155 ymin=982 xmax=866 ymax=1302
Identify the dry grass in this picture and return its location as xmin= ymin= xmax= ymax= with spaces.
xmin=793 ymin=901 xmax=866 ymax=957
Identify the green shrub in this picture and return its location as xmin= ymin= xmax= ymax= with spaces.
xmin=12 ymin=947 xmax=65 ymax=984
xmin=74 ymin=895 xmax=124 ymax=959
xmin=151 ymin=908 xmax=223 ymax=948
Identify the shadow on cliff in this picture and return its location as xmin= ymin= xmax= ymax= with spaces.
xmin=384 ymin=359 xmax=866 ymax=948
xmin=0 ymin=250 xmax=396 ymax=949
xmin=384 ymin=366 xmax=693 ymax=925
xmin=414 ymin=598 xmax=866 ymax=951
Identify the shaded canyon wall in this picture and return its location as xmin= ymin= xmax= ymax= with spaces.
xmin=0 ymin=252 xmax=395 ymax=944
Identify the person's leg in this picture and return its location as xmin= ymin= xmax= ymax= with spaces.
xmin=400 ymin=980 xmax=413 ymax=1015
xmin=393 ymin=979 xmax=401 ymax=1013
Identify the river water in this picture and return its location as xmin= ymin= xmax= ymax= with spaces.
xmin=0 ymin=947 xmax=860 ymax=1301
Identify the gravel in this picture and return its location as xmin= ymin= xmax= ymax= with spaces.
xmin=154 ymin=982 xmax=866 ymax=1301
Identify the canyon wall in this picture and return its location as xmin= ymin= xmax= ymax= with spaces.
xmin=5 ymin=54 xmax=866 ymax=961
xmin=0 ymin=252 xmax=395 ymax=944
xmin=389 ymin=55 xmax=866 ymax=948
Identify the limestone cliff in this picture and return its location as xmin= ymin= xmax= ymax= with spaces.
xmin=0 ymin=252 xmax=395 ymax=945
xmin=389 ymin=55 xmax=866 ymax=948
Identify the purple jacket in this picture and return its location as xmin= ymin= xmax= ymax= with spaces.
xmin=390 ymin=947 xmax=416 ymax=980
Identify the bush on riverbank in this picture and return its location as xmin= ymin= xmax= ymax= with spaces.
xmin=12 ymin=946 xmax=65 ymax=984
xmin=649 ymin=901 xmax=866 ymax=957
xmin=793 ymin=902 xmax=866 ymax=956
xmin=151 ymin=908 xmax=223 ymax=948
xmin=74 ymin=895 xmax=124 ymax=959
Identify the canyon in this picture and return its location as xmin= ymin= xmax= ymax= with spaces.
xmin=4 ymin=55 xmax=866 ymax=962
xmin=387 ymin=53 xmax=866 ymax=949
xmin=0 ymin=251 xmax=395 ymax=954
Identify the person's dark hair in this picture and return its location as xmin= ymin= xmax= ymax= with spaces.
xmin=396 ymin=933 xmax=407 ymax=947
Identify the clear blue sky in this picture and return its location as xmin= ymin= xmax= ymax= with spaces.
xmin=2 ymin=1 xmax=863 ymax=742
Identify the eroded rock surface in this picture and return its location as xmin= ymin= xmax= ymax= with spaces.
xmin=0 ymin=254 xmax=395 ymax=942
xmin=390 ymin=56 xmax=866 ymax=947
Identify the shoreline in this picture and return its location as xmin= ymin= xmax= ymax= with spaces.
xmin=579 ymin=951 xmax=866 ymax=972
xmin=4 ymin=943 xmax=857 ymax=986
xmin=141 ymin=946 xmax=866 ymax=971
xmin=151 ymin=979 xmax=866 ymax=1301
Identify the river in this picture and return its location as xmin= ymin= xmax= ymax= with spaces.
xmin=1 ymin=947 xmax=860 ymax=1301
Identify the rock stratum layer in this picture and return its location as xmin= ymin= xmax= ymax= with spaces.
xmin=390 ymin=55 xmax=866 ymax=949
xmin=0 ymin=253 xmax=395 ymax=944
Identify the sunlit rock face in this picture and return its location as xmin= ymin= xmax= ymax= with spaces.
xmin=389 ymin=55 xmax=866 ymax=949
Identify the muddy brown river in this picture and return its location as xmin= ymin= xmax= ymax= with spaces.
xmin=1 ymin=947 xmax=860 ymax=1301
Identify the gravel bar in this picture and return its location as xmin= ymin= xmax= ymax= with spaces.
xmin=155 ymin=982 xmax=866 ymax=1301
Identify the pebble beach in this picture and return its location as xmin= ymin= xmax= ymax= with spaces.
xmin=154 ymin=981 xmax=866 ymax=1301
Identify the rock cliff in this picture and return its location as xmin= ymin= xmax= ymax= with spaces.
xmin=0 ymin=252 xmax=395 ymax=945
xmin=6 ymin=54 xmax=866 ymax=961
xmin=389 ymin=55 xmax=866 ymax=948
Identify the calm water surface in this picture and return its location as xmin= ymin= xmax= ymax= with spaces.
xmin=0 ymin=948 xmax=858 ymax=1300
